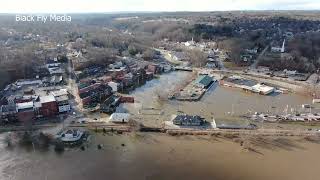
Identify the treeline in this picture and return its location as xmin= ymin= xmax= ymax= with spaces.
xmin=189 ymin=24 xmax=234 ymax=39
xmin=287 ymin=32 xmax=320 ymax=65
xmin=0 ymin=45 xmax=43 ymax=88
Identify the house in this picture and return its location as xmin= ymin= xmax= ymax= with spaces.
xmin=193 ymin=75 xmax=213 ymax=88
xmin=39 ymin=95 xmax=58 ymax=117
xmin=240 ymin=54 xmax=253 ymax=62
xmin=172 ymin=115 xmax=206 ymax=126
xmin=147 ymin=64 xmax=163 ymax=74
xmin=245 ymin=47 xmax=258 ymax=54
xmin=109 ymin=113 xmax=130 ymax=123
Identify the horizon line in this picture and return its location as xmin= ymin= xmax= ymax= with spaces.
xmin=0 ymin=9 xmax=320 ymax=15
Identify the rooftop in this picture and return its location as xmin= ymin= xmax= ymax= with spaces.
xmin=109 ymin=113 xmax=130 ymax=123
xmin=16 ymin=101 xmax=34 ymax=110
xmin=51 ymin=89 xmax=68 ymax=97
xmin=55 ymin=95 xmax=69 ymax=102
xmin=40 ymin=95 xmax=56 ymax=104
xmin=173 ymin=115 xmax=205 ymax=123
xmin=193 ymin=75 xmax=213 ymax=87
xmin=252 ymin=84 xmax=275 ymax=94
xmin=224 ymin=76 xmax=257 ymax=87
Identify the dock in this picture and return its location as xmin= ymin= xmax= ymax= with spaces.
xmin=171 ymin=75 xmax=216 ymax=101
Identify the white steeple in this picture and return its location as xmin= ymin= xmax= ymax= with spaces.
xmin=281 ymin=39 xmax=286 ymax=53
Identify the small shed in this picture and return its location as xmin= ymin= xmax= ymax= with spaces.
xmin=109 ymin=113 xmax=130 ymax=123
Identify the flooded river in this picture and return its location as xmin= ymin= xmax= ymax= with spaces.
xmin=123 ymin=71 xmax=314 ymax=126
xmin=0 ymin=71 xmax=318 ymax=180
xmin=1 ymin=132 xmax=320 ymax=180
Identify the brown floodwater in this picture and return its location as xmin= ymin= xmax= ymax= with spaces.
xmin=0 ymin=71 xmax=318 ymax=180
xmin=122 ymin=71 xmax=315 ymax=126
xmin=1 ymin=132 xmax=320 ymax=180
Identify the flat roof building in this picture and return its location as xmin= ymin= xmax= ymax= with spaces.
xmin=109 ymin=113 xmax=130 ymax=123
xmin=193 ymin=75 xmax=213 ymax=88
xmin=172 ymin=115 xmax=206 ymax=126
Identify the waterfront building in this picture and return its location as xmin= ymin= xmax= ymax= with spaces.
xmin=251 ymin=84 xmax=275 ymax=95
xmin=39 ymin=95 xmax=58 ymax=117
xmin=109 ymin=113 xmax=130 ymax=123
xmin=172 ymin=115 xmax=206 ymax=126
xmin=193 ymin=75 xmax=213 ymax=88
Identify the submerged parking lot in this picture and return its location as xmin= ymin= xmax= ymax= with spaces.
xmin=122 ymin=71 xmax=315 ymax=127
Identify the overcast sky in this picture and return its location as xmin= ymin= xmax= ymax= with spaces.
xmin=1 ymin=0 xmax=320 ymax=13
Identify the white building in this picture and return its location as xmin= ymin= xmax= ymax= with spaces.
xmin=109 ymin=113 xmax=130 ymax=123
xmin=16 ymin=79 xmax=43 ymax=86
xmin=252 ymin=84 xmax=275 ymax=95
xmin=16 ymin=101 xmax=34 ymax=112
xmin=108 ymin=81 xmax=119 ymax=92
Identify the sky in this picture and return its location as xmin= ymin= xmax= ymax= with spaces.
xmin=1 ymin=0 xmax=320 ymax=13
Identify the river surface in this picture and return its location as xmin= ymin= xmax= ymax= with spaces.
xmin=1 ymin=132 xmax=320 ymax=180
xmin=122 ymin=71 xmax=314 ymax=126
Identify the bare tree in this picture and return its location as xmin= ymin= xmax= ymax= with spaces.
xmin=187 ymin=49 xmax=207 ymax=67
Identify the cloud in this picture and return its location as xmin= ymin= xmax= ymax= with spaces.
xmin=0 ymin=0 xmax=319 ymax=13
